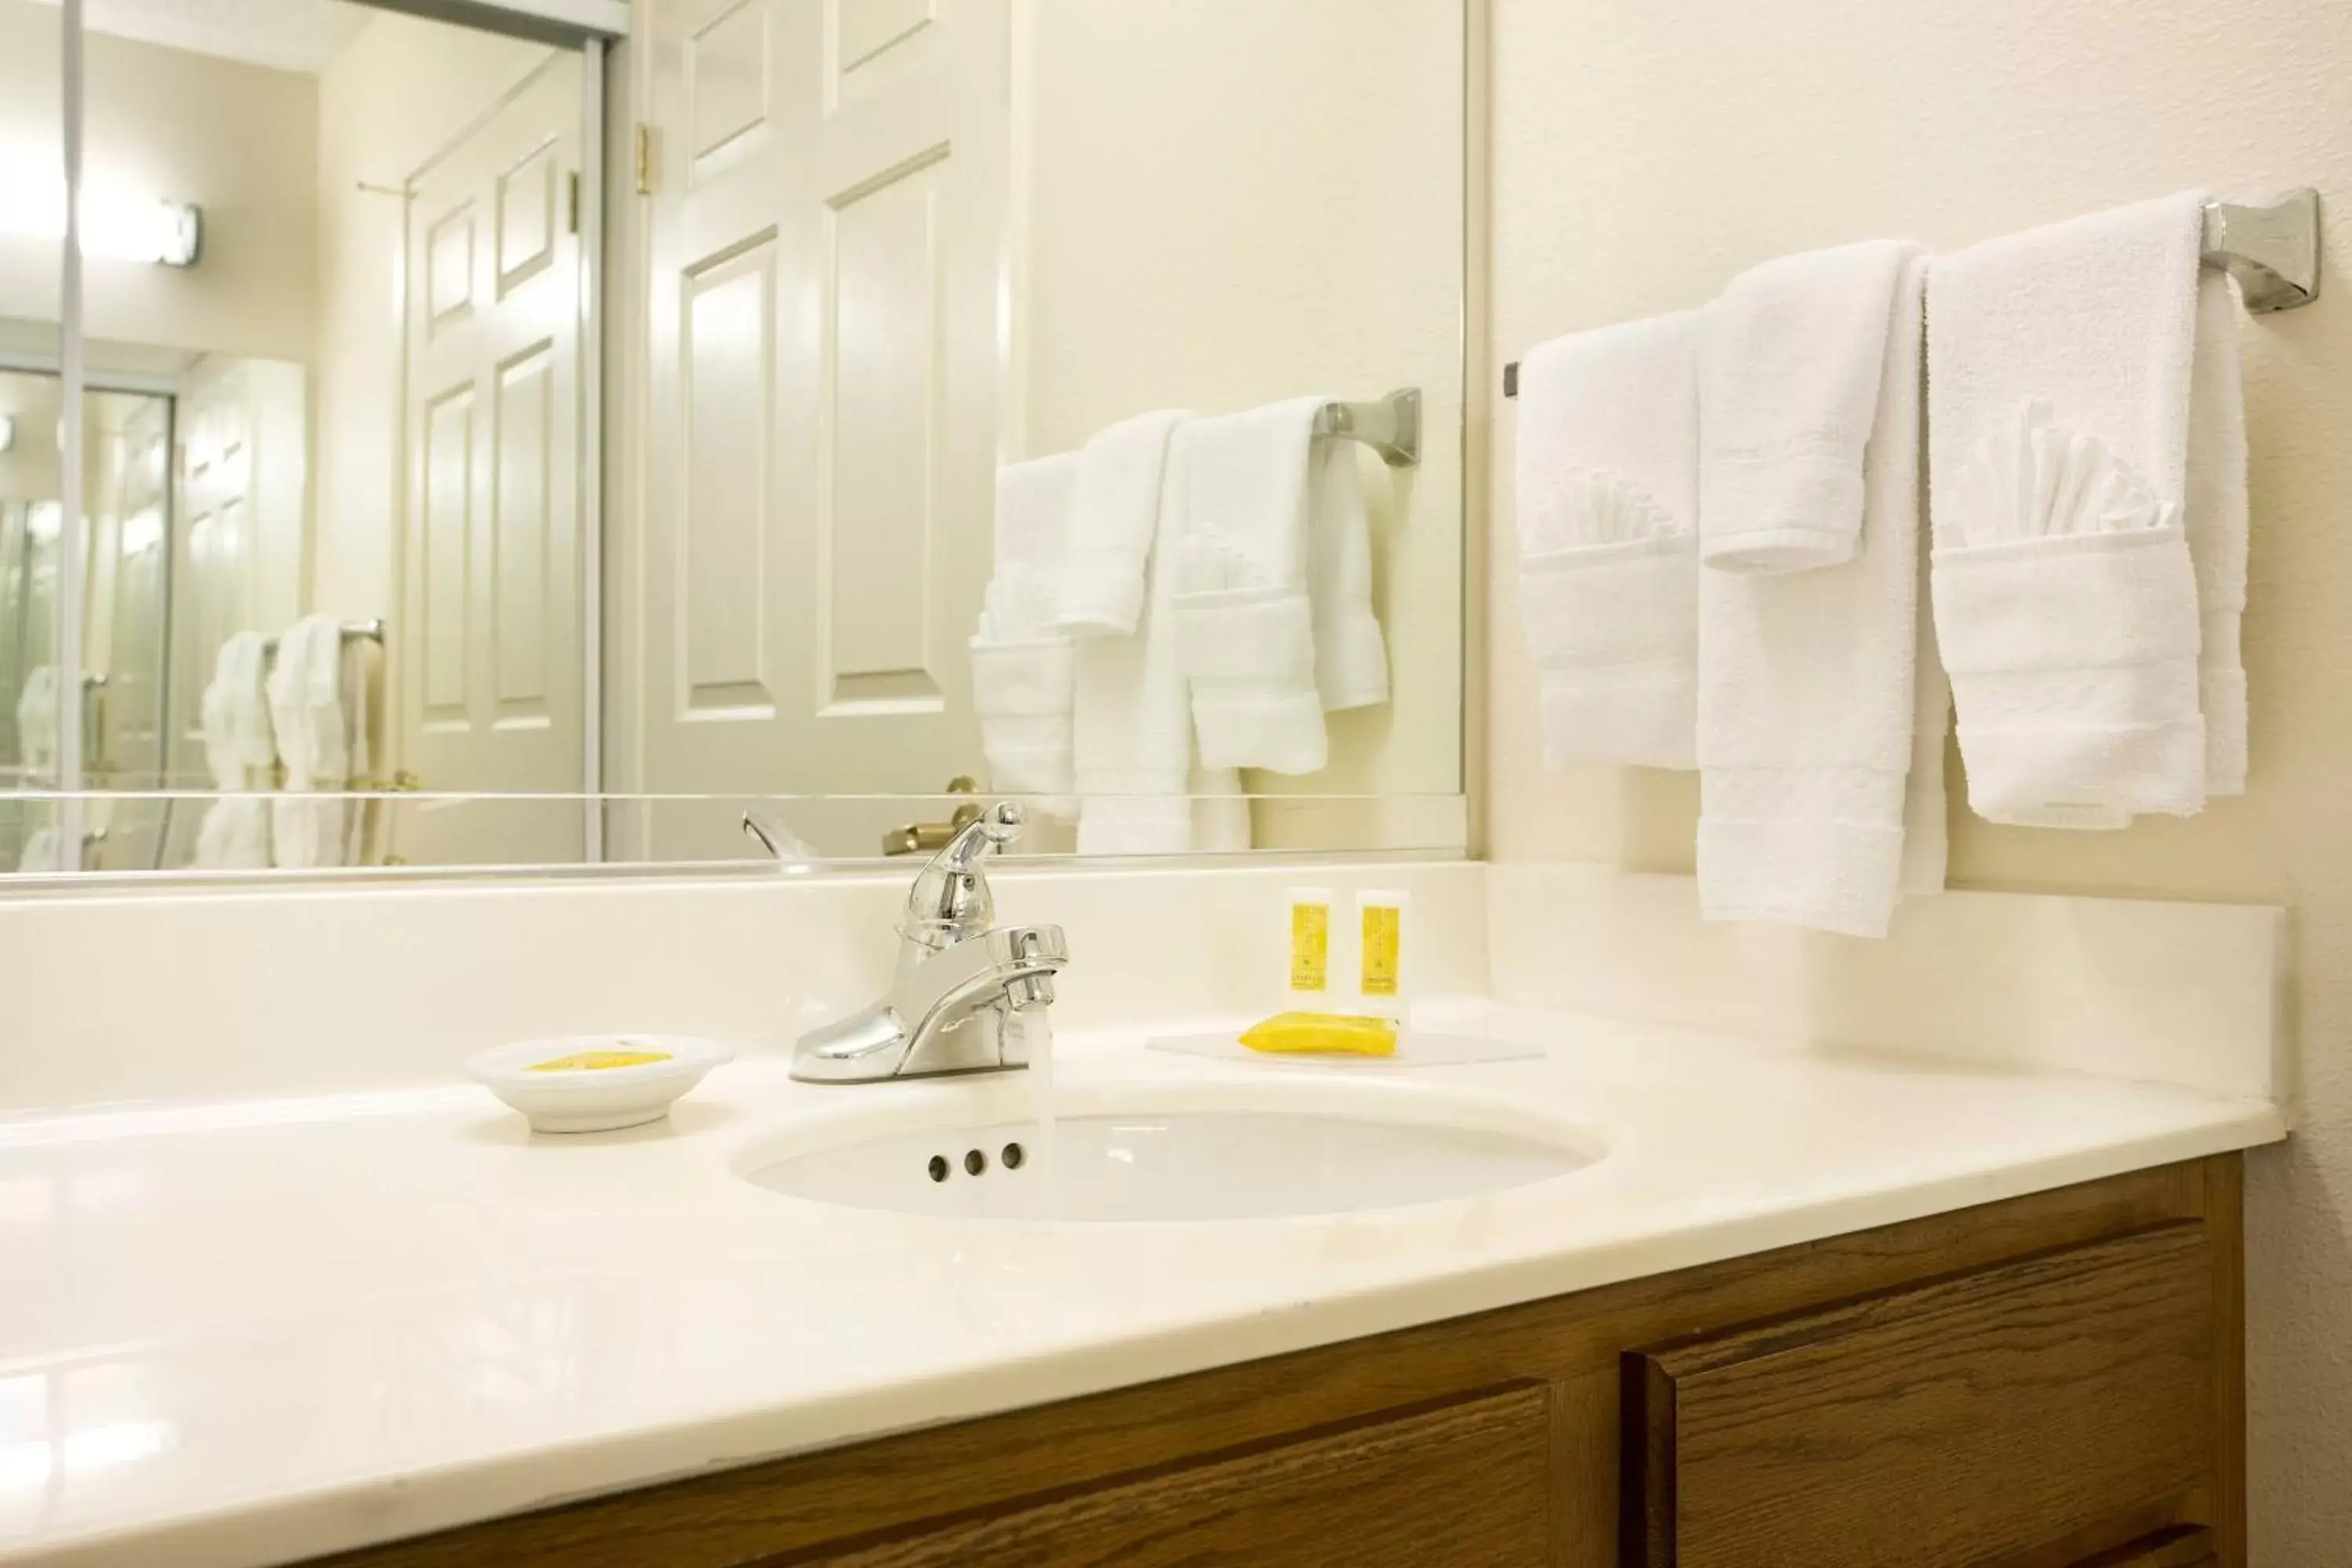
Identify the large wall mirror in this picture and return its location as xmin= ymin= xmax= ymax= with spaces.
xmin=0 ymin=0 xmax=1469 ymax=880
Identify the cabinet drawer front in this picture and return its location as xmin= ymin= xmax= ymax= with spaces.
xmin=2073 ymin=1526 xmax=2218 ymax=1567
xmin=812 ymin=1385 xmax=1552 ymax=1567
xmin=1628 ymin=1224 xmax=2215 ymax=1568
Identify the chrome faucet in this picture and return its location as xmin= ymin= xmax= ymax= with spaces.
xmin=788 ymin=801 xmax=1068 ymax=1083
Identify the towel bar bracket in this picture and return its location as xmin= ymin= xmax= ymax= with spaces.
xmin=1314 ymin=387 xmax=1421 ymax=467
xmin=1499 ymin=187 xmax=2322 ymax=394
xmin=2205 ymin=187 xmax=2321 ymax=313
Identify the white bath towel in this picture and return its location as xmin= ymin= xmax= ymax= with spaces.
xmin=1513 ymin=311 xmax=1700 ymax=771
xmin=1698 ymin=249 xmax=1934 ymax=938
xmin=2187 ymin=273 xmax=2249 ymax=797
xmin=195 ymin=631 xmax=274 ymax=869
xmin=1170 ymin=400 xmax=1389 ymax=775
xmin=973 ymin=454 xmax=1080 ymax=814
xmin=1055 ymin=409 xmax=1190 ymax=638
xmin=1073 ymin=425 xmax=1248 ymax=855
xmin=267 ymin=615 xmax=361 ymax=869
xmin=13 ymin=662 xmax=57 ymax=775
xmin=1700 ymin=240 xmax=1920 ymax=574
xmin=1929 ymin=191 xmax=2234 ymax=827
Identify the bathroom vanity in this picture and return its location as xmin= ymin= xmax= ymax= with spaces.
xmin=315 ymin=1156 xmax=2240 ymax=1568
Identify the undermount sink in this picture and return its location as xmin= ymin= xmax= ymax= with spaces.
xmin=738 ymin=1078 xmax=1602 ymax=1222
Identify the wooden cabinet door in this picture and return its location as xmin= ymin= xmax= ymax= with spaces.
xmin=1624 ymin=1224 xmax=2216 ymax=1568
xmin=812 ymin=1385 xmax=1552 ymax=1566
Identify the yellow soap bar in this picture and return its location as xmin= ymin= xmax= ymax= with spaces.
xmin=1239 ymin=1011 xmax=1398 ymax=1057
xmin=527 ymin=1048 xmax=673 ymax=1073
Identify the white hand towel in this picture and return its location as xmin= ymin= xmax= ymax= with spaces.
xmin=13 ymin=662 xmax=57 ymax=775
xmin=267 ymin=615 xmax=357 ymax=869
xmin=1055 ymin=409 xmax=1189 ymax=638
xmin=2187 ymin=272 xmax=2249 ymax=797
xmin=1073 ymin=426 xmax=1248 ymax=855
xmin=1170 ymin=400 xmax=1390 ymax=775
xmin=1929 ymin=191 xmax=2230 ymax=827
xmin=1698 ymin=250 xmax=1933 ymax=938
xmin=973 ymin=454 xmax=1080 ymax=815
xmin=1513 ymin=311 xmax=1700 ymax=771
xmin=195 ymin=631 xmax=274 ymax=869
xmin=1701 ymin=240 xmax=1919 ymax=573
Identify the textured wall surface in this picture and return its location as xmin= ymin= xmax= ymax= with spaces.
xmin=1485 ymin=1 xmax=2352 ymax=1557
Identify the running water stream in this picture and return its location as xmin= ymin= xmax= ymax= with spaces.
xmin=1018 ymin=1007 xmax=1061 ymax=1218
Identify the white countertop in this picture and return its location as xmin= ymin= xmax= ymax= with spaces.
xmin=0 ymin=1004 xmax=2285 ymax=1567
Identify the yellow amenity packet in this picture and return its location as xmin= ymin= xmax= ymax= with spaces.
xmin=1238 ymin=1011 xmax=1398 ymax=1057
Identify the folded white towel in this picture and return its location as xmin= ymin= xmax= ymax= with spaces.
xmin=196 ymin=631 xmax=274 ymax=869
xmin=2187 ymin=272 xmax=2249 ymax=797
xmin=1513 ymin=311 xmax=1700 ymax=771
xmin=1055 ymin=410 xmax=1189 ymax=638
xmin=16 ymin=823 xmax=61 ymax=874
xmin=1700 ymin=241 xmax=1920 ymax=574
xmin=974 ymin=454 xmax=1080 ymax=813
xmin=1929 ymin=192 xmax=2227 ymax=827
xmin=1073 ymin=426 xmax=1248 ymax=855
xmin=267 ymin=615 xmax=360 ymax=869
xmin=13 ymin=662 xmax=57 ymax=775
xmin=1169 ymin=400 xmax=1389 ymax=775
xmin=1698 ymin=250 xmax=1933 ymax=938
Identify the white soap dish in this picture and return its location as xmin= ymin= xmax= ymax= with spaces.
xmin=466 ymin=1035 xmax=734 ymax=1133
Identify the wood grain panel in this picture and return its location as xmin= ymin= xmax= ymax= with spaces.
xmin=2071 ymin=1526 xmax=2216 ymax=1567
xmin=1628 ymin=1223 xmax=2216 ymax=1568
xmin=804 ymin=1385 xmax=1550 ymax=1566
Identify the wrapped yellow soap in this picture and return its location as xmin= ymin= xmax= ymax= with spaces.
xmin=1238 ymin=1011 xmax=1399 ymax=1057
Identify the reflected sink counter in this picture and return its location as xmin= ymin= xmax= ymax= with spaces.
xmin=0 ymin=1004 xmax=2283 ymax=1567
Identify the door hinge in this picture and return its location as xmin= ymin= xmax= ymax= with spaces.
xmin=567 ymin=170 xmax=581 ymax=234
xmin=633 ymin=123 xmax=658 ymax=195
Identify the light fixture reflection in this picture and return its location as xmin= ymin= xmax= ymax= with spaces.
xmin=0 ymin=163 xmax=201 ymax=267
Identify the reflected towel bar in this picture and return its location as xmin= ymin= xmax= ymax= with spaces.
xmin=1315 ymin=387 xmax=1421 ymax=466
xmin=260 ymin=619 xmax=385 ymax=656
xmin=1500 ymin=187 xmax=2321 ymax=397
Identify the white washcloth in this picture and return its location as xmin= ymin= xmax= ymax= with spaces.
xmin=267 ymin=615 xmax=359 ymax=869
xmin=13 ymin=663 xmax=57 ymax=775
xmin=1929 ymin=191 xmax=2229 ymax=827
xmin=1701 ymin=240 xmax=1919 ymax=573
xmin=1073 ymin=424 xmax=1248 ymax=855
xmin=1170 ymin=400 xmax=1389 ymax=774
xmin=1513 ymin=311 xmax=1700 ymax=771
xmin=1054 ymin=410 xmax=1189 ymax=638
xmin=195 ymin=631 xmax=274 ymax=869
xmin=973 ymin=454 xmax=1080 ymax=815
xmin=1698 ymin=250 xmax=1933 ymax=938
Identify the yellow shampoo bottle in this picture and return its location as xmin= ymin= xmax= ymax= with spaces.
xmin=1357 ymin=889 xmax=1409 ymax=1025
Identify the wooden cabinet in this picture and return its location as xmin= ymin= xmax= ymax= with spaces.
xmin=321 ymin=1156 xmax=2245 ymax=1568
xmin=1624 ymin=1224 xmax=2216 ymax=1567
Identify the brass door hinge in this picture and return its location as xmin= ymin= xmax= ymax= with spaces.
xmin=633 ymin=123 xmax=658 ymax=195
xmin=566 ymin=170 xmax=581 ymax=233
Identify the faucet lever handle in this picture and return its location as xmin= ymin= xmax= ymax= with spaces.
xmin=899 ymin=800 xmax=1025 ymax=953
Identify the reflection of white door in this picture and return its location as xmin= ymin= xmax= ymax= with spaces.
xmin=637 ymin=0 xmax=1011 ymax=858
xmin=86 ymin=394 xmax=172 ymax=870
xmin=397 ymin=53 xmax=584 ymax=866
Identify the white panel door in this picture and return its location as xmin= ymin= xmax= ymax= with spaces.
xmin=397 ymin=53 xmax=586 ymax=866
xmin=639 ymin=0 xmax=1010 ymax=858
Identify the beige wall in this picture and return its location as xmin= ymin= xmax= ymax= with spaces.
xmin=1016 ymin=0 xmax=1466 ymax=810
xmin=0 ymin=0 xmax=318 ymax=365
xmin=1485 ymin=0 xmax=2352 ymax=1555
xmin=308 ymin=12 xmax=555 ymax=622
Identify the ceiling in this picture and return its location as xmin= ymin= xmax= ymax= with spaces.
xmin=23 ymin=0 xmax=372 ymax=75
